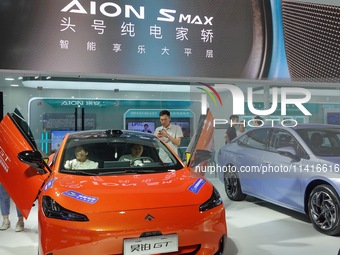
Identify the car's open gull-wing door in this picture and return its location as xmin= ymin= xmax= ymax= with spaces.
xmin=185 ymin=109 xmax=215 ymax=175
xmin=0 ymin=108 xmax=50 ymax=218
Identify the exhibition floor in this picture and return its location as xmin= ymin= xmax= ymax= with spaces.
xmin=0 ymin=177 xmax=339 ymax=255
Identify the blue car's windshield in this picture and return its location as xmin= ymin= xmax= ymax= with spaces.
xmin=296 ymin=128 xmax=340 ymax=156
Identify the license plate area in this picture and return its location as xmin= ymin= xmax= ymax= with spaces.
xmin=123 ymin=234 xmax=178 ymax=255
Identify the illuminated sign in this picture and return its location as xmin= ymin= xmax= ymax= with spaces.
xmin=0 ymin=0 xmax=288 ymax=80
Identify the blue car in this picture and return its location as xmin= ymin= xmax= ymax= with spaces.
xmin=217 ymin=124 xmax=340 ymax=236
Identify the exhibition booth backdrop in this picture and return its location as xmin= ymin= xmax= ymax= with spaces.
xmin=0 ymin=0 xmax=339 ymax=155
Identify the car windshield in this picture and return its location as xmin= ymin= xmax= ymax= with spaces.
xmin=296 ymin=128 xmax=340 ymax=156
xmin=59 ymin=133 xmax=184 ymax=175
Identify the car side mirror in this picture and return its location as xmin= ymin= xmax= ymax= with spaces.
xmin=277 ymin=146 xmax=300 ymax=162
xmin=18 ymin=150 xmax=47 ymax=174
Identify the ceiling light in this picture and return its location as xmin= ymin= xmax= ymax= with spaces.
xmin=46 ymin=76 xmax=51 ymax=80
xmin=5 ymin=77 xmax=14 ymax=81
xmin=21 ymin=80 xmax=229 ymax=93
xmin=22 ymin=80 xmax=193 ymax=92
xmin=10 ymin=84 xmax=19 ymax=87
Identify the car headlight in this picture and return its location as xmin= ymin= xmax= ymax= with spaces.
xmin=42 ymin=196 xmax=89 ymax=221
xmin=199 ymin=187 xmax=223 ymax=211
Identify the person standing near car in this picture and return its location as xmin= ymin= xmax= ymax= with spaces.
xmin=0 ymin=183 xmax=24 ymax=232
xmin=155 ymin=110 xmax=183 ymax=157
xmin=253 ymin=115 xmax=263 ymax=126
xmin=224 ymin=115 xmax=239 ymax=144
xmin=237 ymin=119 xmax=245 ymax=136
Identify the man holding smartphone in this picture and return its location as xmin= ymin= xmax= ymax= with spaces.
xmin=155 ymin=110 xmax=183 ymax=158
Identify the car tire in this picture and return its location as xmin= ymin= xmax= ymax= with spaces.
xmin=308 ymin=184 xmax=340 ymax=236
xmin=224 ymin=167 xmax=246 ymax=201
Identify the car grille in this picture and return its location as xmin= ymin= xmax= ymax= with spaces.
xmin=281 ymin=0 xmax=340 ymax=82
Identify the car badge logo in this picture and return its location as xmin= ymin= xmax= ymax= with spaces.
xmin=144 ymin=214 xmax=155 ymax=221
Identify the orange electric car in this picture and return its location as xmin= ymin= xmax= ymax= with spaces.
xmin=0 ymin=109 xmax=227 ymax=255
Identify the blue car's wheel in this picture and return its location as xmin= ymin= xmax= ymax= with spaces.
xmin=308 ymin=184 xmax=340 ymax=236
xmin=224 ymin=167 xmax=246 ymax=201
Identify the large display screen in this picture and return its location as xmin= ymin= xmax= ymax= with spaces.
xmin=326 ymin=112 xmax=340 ymax=125
xmin=50 ymin=130 xmax=73 ymax=151
xmin=172 ymin=121 xmax=190 ymax=137
xmin=0 ymin=0 xmax=277 ymax=80
xmin=127 ymin=121 xmax=155 ymax=133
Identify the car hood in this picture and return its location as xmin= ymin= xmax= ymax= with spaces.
xmin=44 ymin=170 xmax=213 ymax=212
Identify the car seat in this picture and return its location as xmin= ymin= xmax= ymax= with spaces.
xmin=310 ymin=132 xmax=323 ymax=151
xmin=278 ymin=134 xmax=292 ymax=148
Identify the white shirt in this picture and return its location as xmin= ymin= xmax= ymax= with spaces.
xmin=154 ymin=123 xmax=183 ymax=162
xmin=119 ymin=154 xmax=136 ymax=161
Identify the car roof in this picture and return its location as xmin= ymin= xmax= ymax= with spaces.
xmin=291 ymin=123 xmax=340 ymax=130
xmin=67 ymin=130 xmax=156 ymax=139
xmin=255 ymin=123 xmax=340 ymax=130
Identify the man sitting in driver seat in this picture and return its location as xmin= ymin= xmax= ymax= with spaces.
xmin=119 ymin=144 xmax=144 ymax=162
xmin=119 ymin=144 xmax=153 ymax=166
xmin=119 ymin=144 xmax=152 ymax=166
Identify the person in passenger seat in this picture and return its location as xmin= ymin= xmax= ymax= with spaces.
xmin=64 ymin=146 xmax=99 ymax=169
xmin=309 ymin=133 xmax=323 ymax=153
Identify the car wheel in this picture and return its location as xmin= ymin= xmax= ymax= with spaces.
xmin=224 ymin=168 xmax=246 ymax=201
xmin=308 ymin=184 xmax=340 ymax=236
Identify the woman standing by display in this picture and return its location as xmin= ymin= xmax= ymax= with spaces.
xmin=0 ymin=183 xmax=24 ymax=232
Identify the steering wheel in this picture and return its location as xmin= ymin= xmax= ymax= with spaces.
xmin=130 ymin=157 xmax=154 ymax=166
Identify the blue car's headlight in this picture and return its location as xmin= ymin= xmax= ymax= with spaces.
xmin=199 ymin=187 xmax=223 ymax=211
xmin=42 ymin=196 xmax=89 ymax=221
